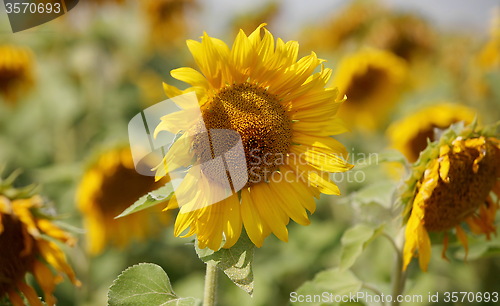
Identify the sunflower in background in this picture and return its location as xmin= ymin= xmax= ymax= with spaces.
xmin=141 ymin=0 xmax=196 ymax=49
xmin=332 ymin=49 xmax=407 ymax=131
xmin=0 ymin=172 xmax=80 ymax=306
xmin=229 ymin=1 xmax=280 ymax=38
xmin=476 ymin=8 xmax=500 ymax=70
xmin=401 ymin=123 xmax=500 ymax=271
xmin=468 ymin=9 xmax=500 ymax=102
xmin=301 ymin=0 xmax=383 ymax=52
xmin=154 ymin=24 xmax=353 ymax=251
xmin=365 ymin=13 xmax=436 ymax=63
xmin=388 ymin=103 xmax=477 ymax=163
xmin=77 ymin=147 xmax=170 ymax=255
xmin=0 ymin=45 xmax=35 ymax=105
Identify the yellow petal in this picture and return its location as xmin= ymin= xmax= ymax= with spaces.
xmin=222 ymin=193 xmax=242 ymax=248
xmin=441 ymin=233 xmax=449 ymax=261
xmin=33 ymin=260 xmax=58 ymax=306
xmin=240 ymin=188 xmax=269 ymax=247
xmin=268 ymin=180 xmax=310 ymax=226
xmin=290 ymin=145 xmax=353 ymax=173
xmin=17 ymin=281 xmax=43 ymax=306
xmin=171 ymin=67 xmax=209 ymax=89
xmin=250 ymin=183 xmax=289 ymax=242
xmin=7 ymin=289 xmax=25 ymax=306
xmin=37 ymin=240 xmax=81 ymax=286
xmin=292 ymin=132 xmax=348 ymax=159
xmin=293 ymin=118 xmax=349 ymax=136
xmin=455 ymin=226 xmax=469 ymax=261
xmin=37 ymin=219 xmax=76 ymax=246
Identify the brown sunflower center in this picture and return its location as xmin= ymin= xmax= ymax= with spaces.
xmin=97 ymin=163 xmax=168 ymax=215
xmin=408 ymin=123 xmax=460 ymax=162
xmin=0 ymin=214 xmax=36 ymax=296
xmin=192 ymin=82 xmax=292 ymax=187
xmin=422 ymin=140 xmax=500 ymax=231
xmin=345 ymin=66 xmax=388 ymax=102
xmin=0 ymin=68 xmax=24 ymax=95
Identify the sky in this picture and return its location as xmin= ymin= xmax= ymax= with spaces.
xmin=200 ymin=0 xmax=499 ymax=38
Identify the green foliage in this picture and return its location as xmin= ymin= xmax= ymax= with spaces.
xmin=108 ymin=263 xmax=200 ymax=306
xmin=195 ymin=231 xmax=254 ymax=296
xmin=340 ymin=224 xmax=384 ymax=270
xmin=292 ymin=268 xmax=363 ymax=306
xmin=115 ymin=184 xmax=173 ymax=219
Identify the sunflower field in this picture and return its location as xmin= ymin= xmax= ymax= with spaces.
xmin=1 ymin=1 xmax=499 ymax=305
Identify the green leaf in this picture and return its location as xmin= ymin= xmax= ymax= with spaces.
xmin=108 ymin=263 xmax=199 ymax=306
xmin=292 ymin=268 xmax=363 ymax=306
xmin=195 ymin=231 xmax=254 ymax=296
xmin=340 ymin=224 xmax=384 ymax=270
xmin=115 ymin=184 xmax=173 ymax=219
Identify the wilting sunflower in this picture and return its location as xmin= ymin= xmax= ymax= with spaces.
xmin=141 ymin=0 xmax=195 ymax=48
xmin=0 ymin=45 xmax=34 ymax=104
xmin=401 ymin=123 xmax=500 ymax=271
xmin=77 ymin=147 xmax=170 ymax=255
xmin=0 ymin=174 xmax=80 ymax=306
xmin=388 ymin=103 xmax=477 ymax=162
xmin=154 ymin=24 xmax=353 ymax=250
xmin=332 ymin=49 xmax=407 ymax=131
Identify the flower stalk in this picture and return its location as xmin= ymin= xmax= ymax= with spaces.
xmin=203 ymin=262 xmax=219 ymax=306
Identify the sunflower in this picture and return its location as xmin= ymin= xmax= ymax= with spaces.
xmin=230 ymin=1 xmax=280 ymax=38
xmin=302 ymin=0 xmax=383 ymax=52
xmin=388 ymin=103 xmax=477 ymax=163
xmin=401 ymin=123 xmax=500 ymax=271
xmin=468 ymin=11 xmax=500 ymax=101
xmin=0 ymin=45 xmax=34 ymax=104
xmin=476 ymin=9 xmax=500 ymax=70
xmin=0 ymin=174 xmax=80 ymax=306
xmin=77 ymin=146 xmax=170 ymax=255
xmin=141 ymin=0 xmax=195 ymax=48
xmin=332 ymin=49 xmax=407 ymax=131
xmin=154 ymin=24 xmax=353 ymax=251
xmin=365 ymin=12 xmax=436 ymax=63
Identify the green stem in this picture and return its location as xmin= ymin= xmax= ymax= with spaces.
xmin=390 ymin=232 xmax=407 ymax=306
xmin=203 ymin=262 xmax=218 ymax=306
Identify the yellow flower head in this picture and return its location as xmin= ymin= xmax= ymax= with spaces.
xmin=366 ymin=13 xmax=436 ymax=62
xmin=333 ymin=49 xmax=407 ymax=131
xmin=0 ymin=174 xmax=80 ymax=306
xmin=401 ymin=123 xmax=500 ymax=271
xmin=302 ymin=0 xmax=383 ymax=51
xmin=388 ymin=103 xmax=477 ymax=162
xmin=141 ymin=0 xmax=195 ymax=48
xmin=476 ymin=8 xmax=500 ymax=70
xmin=230 ymin=2 xmax=280 ymax=38
xmin=77 ymin=147 xmax=170 ymax=255
xmin=154 ymin=24 xmax=353 ymax=250
xmin=0 ymin=45 xmax=34 ymax=104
